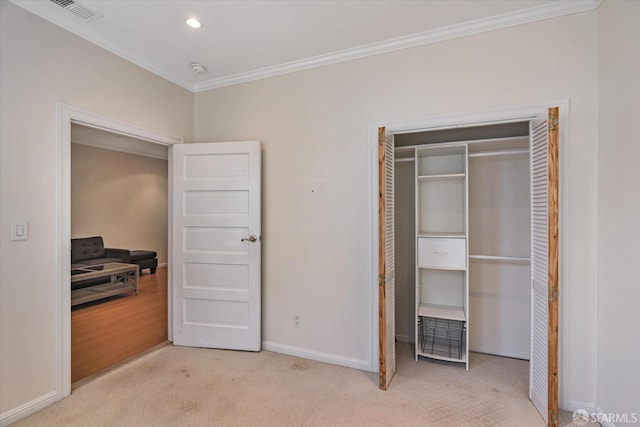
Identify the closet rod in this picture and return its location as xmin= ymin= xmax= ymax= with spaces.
xmin=468 ymin=148 xmax=529 ymax=158
xmin=394 ymin=148 xmax=527 ymax=162
xmin=396 ymin=149 xmax=529 ymax=158
xmin=469 ymin=255 xmax=530 ymax=262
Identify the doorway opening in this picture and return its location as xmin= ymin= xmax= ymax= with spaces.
xmin=55 ymin=103 xmax=182 ymax=398
xmin=70 ymin=124 xmax=170 ymax=384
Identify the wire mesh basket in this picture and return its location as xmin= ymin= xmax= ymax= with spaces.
xmin=418 ymin=316 xmax=465 ymax=360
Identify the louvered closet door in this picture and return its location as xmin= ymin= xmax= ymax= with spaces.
xmin=378 ymin=127 xmax=396 ymax=390
xmin=529 ymin=107 xmax=559 ymax=426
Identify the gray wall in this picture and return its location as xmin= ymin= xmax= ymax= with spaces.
xmin=597 ymin=0 xmax=640 ymax=418
xmin=394 ymin=160 xmax=415 ymax=342
xmin=0 ymin=1 xmax=193 ymax=414
xmin=71 ymin=143 xmax=168 ymax=264
xmin=194 ymin=10 xmax=599 ymax=408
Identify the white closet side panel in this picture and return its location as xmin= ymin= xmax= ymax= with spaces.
xmin=384 ymin=134 xmax=396 ymax=385
xmin=529 ymin=119 xmax=549 ymax=423
xmin=468 ymin=150 xmax=531 ymax=359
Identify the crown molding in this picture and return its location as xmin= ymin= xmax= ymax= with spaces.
xmin=193 ymin=0 xmax=600 ymax=92
xmin=11 ymin=0 xmax=600 ymax=94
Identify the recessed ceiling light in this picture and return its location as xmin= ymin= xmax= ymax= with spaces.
xmin=185 ymin=17 xmax=202 ymax=29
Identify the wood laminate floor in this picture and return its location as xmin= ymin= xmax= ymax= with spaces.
xmin=71 ymin=267 xmax=168 ymax=383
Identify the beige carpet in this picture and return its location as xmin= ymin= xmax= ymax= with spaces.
xmin=14 ymin=342 xmax=581 ymax=426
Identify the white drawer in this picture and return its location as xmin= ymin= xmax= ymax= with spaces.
xmin=418 ymin=237 xmax=466 ymax=269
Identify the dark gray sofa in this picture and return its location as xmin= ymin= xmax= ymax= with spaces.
xmin=71 ymin=236 xmax=131 ymax=267
xmin=71 ymin=237 xmax=130 ymax=290
xmin=71 ymin=237 xmax=158 ymax=290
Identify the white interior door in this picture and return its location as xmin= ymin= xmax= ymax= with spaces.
xmin=378 ymin=127 xmax=396 ymax=389
xmin=529 ymin=107 xmax=559 ymax=425
xmin=172 ymin=141 xmax=261 ymax=351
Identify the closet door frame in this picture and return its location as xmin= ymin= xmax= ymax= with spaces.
xmin=368 ymin=101 xmax=568 ymax=406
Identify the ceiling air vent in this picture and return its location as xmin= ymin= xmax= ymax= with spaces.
xmin=49 ymin=0 xmax=103 ymax=23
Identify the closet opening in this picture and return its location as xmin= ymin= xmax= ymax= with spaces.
xmin=375 ymin=105 xmax=561 ymax=425
xmin=393 ymin=122 xmax=532 ymax=369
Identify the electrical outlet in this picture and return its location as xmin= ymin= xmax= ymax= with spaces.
xmin=293 ymin=315 xmax=301 ymax=328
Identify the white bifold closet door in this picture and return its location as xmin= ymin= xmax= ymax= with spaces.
xmin=529 ymin=107 xmax=559 ymax=425
xmin=378 ymin=127 xmax=396 ymax=390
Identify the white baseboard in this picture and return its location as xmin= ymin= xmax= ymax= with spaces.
xmin=565 ymin=399 xmax=597 ymax=413
xmin=592 ymin=405 xmax=639 ymax=427
xmin=594 ymin=406 xmax=616 ymax=427
xmin=262 ymin=341 xmax=370 ymax=371
xmin=469 ymin=345 xmax=529 ymax=360
xmin=395 ymin=334 xmax=414 ymax=343
xmin=565 ymin=401 xmax=624 ymax=427
xmin=158 ymin=262 xmax=168 ymax=268
xmin=0 ymin=391 xmax=58 ymax=426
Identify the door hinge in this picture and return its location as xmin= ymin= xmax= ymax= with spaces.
xmin=549 ymin=113 xmax=558 ymax=131
xmin=378 ymin=274 xmax=385 ymax=286
xmin=548 ymin=409 xmax=558 ymax=426
xmin=549 ymin=287 xmax=559 ymax=302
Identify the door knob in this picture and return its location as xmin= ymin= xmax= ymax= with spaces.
xmin=241 ymin=235 xmax=258 ymax=242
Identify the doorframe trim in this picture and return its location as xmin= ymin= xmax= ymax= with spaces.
xmin=367 ymin=100 xmax=569 ymax=406
xmin=54 ymin=103 xmax=183 ymax=399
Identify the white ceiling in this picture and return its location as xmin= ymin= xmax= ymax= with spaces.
xmin=12 ymin=0 xmax=598 ymax=92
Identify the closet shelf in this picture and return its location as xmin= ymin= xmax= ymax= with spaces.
xmin=418 ymin=173 xmax=465 ymax=182
xmin=418 ymin=303 xmax=466 ymax=321
xmin=418 ymin=232 xmax=466 ymax=238
xmin=417 ymin=265 xmax=466 ymax=271
xmin=394 ymin=157 xmax=415 ymax=163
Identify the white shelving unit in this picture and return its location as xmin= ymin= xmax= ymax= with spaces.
xmin=418 ymin=303 xmax=466 ymax=321
xmin=415 ymin=145 xmax=469 ymax=368
xmin=418 ymin=173 xmax=465 ymax=182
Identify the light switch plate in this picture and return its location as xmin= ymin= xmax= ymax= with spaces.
xmin=11 ymin=221 xmax=28 ymax=241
